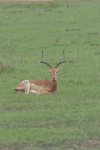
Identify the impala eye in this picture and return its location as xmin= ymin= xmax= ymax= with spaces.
xmin=50 ymin=72 xmax=52 ymax=73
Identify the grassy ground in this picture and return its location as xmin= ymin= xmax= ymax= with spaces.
xmin=0 ymin=0 xmax=100 ymax=149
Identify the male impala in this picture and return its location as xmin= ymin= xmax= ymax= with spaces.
xmin=15 ymin=51 xmax=66 ymax=95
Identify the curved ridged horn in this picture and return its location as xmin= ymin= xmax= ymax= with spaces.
xmin=55 ymin=51 xmax=66 ymax=68
xmin=41 ymin=51 xmax=52 ymax=68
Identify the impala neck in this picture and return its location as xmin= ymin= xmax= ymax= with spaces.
xmin=49 ymin=77 xmax=57 ymax=92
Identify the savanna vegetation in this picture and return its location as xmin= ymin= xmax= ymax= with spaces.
xmin=0 ymin=0 xmax=100 ymax=149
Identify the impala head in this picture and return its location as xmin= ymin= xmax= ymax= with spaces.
xmin=41 ymin=51 xmax=66 ymax=81
xmin=48 ymin=67 xmax=59 ymax=81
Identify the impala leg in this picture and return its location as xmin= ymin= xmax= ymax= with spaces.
xmin=42 ymin=90 xmax=51 ymax=94
xmin=30 ymin=84 xmax=43 ymax=95
xmin=22 ymin=80 xmax=30 ymax=94
xmin=40 ymin=87 xmax=51 ymax=94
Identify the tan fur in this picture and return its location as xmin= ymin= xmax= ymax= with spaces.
xmin=15 ymin=67 xmax=60 ymax=95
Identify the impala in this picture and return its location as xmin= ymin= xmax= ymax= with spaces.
xmin=15 ymin=51 xmax=66 ymax=95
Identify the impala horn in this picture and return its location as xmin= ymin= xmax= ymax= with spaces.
xmin=41 ymin=51 xmax=52 ymax=68
xmin=55 ymin=51 xmax=66 ymax=68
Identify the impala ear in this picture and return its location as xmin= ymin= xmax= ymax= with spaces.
xmin=48 ymin=67 xmax=51 ymax=70
xmin=56 ymin=68 xmax=59 ymax=72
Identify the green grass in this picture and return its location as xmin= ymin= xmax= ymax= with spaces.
xmin=0 ymin=0 xmax=100 ymax=149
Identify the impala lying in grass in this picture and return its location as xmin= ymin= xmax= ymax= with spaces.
xmin=15 ymin=51 xmax=66 ymax=95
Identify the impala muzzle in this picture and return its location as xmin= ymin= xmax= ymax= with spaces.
xmin=53 ymin=76 xmax=56 ymax=81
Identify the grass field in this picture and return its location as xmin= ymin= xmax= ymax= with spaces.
xmin=0 ymin=0 xmax=100 ymax=149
